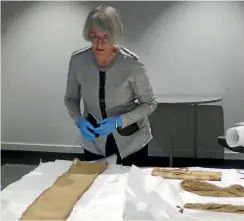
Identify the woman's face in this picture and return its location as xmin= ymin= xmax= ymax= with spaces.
xmin=91 ymin=28 xmax=114 ymax=58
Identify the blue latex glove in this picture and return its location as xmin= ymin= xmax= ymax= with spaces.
xmin=78 ymin=117 xmax=96 ymax=140
xmin=94 ymin=116 xmax=122 ymax=136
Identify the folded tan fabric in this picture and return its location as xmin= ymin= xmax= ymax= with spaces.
xmin=152 ymin=167 xmax=221 ymax=181
xmin=180 ymin=180 xmax=244 ymax=197
xmin=184 ymin=203 xmax=244 ymax=214
xmin=20 ymin=159 xmax=108 ymax=220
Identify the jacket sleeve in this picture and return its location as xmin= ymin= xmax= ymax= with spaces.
xmin=64 ymin=55 xmax=82 ymax=126
xmin=120 ymin=61 xmax=157 ymax=128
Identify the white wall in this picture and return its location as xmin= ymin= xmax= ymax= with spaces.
xmin=1 ymin=1 xmax=244 ymax=152
xmin=1 ymin=1 xmax=93 ymax=151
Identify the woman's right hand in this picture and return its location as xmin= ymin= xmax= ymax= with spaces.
xmin=78 ymin=117 xmax=96 ymax=140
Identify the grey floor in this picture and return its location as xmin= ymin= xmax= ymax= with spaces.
xmin=1 ymin=164 xmax=38 ymax=190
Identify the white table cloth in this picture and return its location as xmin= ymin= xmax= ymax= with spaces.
xmin=1 ymin=157 xmax=244 ymax=220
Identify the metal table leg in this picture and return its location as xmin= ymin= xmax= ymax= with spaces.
xmin=170 ymin=113 xmax=176 ymax=167
xmin=193 ymin=104 xmax=198 ymax=159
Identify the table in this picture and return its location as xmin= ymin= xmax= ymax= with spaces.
xmin=2 ymin=160 xmax=244 ymax=220
xmin=156 ymin=95 xmax=223 ymax=167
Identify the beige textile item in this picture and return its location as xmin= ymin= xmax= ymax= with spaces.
xmin=152 ymin=167 xmax=222 ymax=181
xmin=20 ymin=159 xmax=108 ymax=220
xmin=184 ymin=203 xmax=244 ymax=214
xmin=180 ymin=180 xmax=244 ymax=197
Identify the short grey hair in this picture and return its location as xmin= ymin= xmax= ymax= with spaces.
xmin=83 ymin=5 xmax=123 ymax=43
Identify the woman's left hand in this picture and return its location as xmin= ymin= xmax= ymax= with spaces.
xmin=94 ymin=116 xmax=122 ymax=136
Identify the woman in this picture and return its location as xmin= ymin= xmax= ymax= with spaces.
xmin=64 ymin=5 xmax=157 ymax=166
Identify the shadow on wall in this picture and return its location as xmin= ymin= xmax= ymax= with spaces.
xmin=1 ymin=1 xmax=176 ymax=44
xmin=1 ymin=1 xmax=36 ymax=35
xmin=87 ymin=1 xmax=176 ymax=43
xmin=1 ymin=1 xmax=94 ymax=36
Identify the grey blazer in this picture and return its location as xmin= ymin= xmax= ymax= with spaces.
xmin=64 ymin=45 xmax=157 ymax=159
